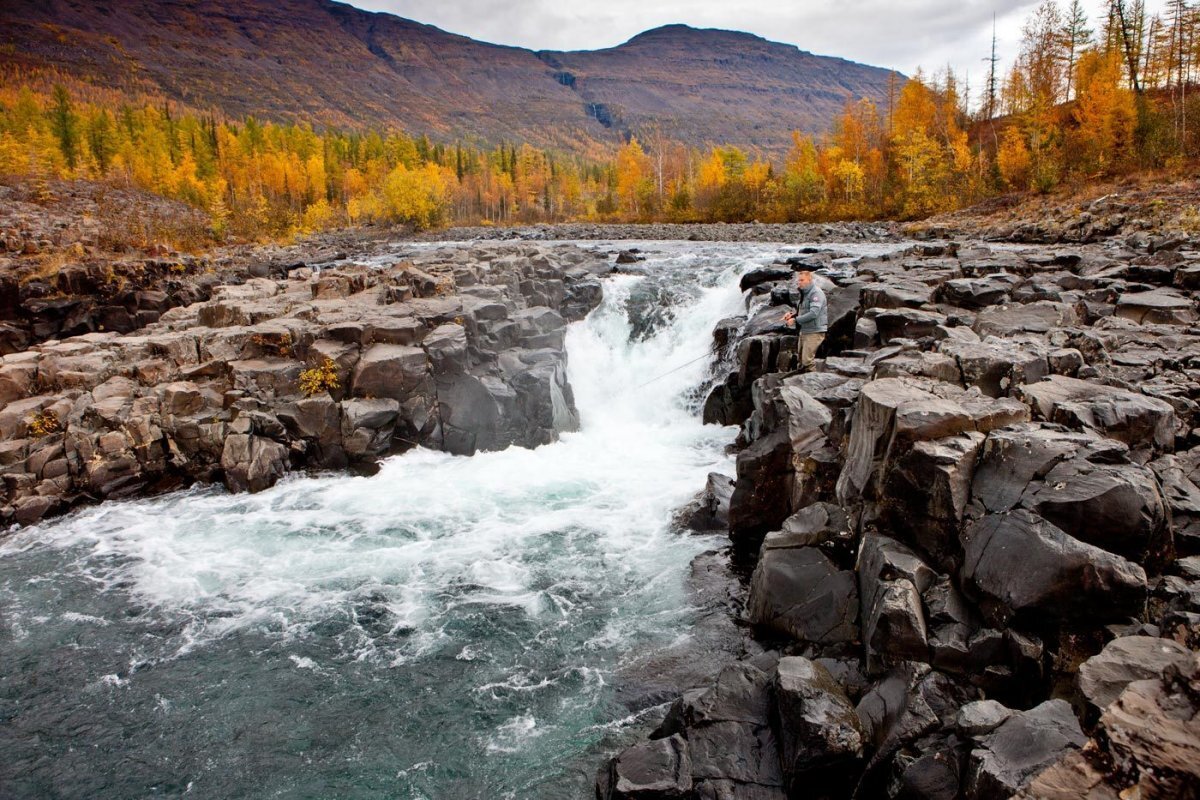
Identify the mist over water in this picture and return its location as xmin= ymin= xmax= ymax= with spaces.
xmin=0 ymin=241 xmax=901 ymax=799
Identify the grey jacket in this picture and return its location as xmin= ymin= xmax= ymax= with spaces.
xmin=792 ymin=285 xmax=828 ymax=334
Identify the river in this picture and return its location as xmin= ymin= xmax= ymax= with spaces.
xmin=0 ymin=240 xmax=896 ymax=799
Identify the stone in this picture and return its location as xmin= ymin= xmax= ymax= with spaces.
xmin=973 ymin=301 xmax=1078 ymax=337
xmin=938 ymin=339 xmax=1048 ymax=397
xmin=956 ymin=700 xmax=1014 ymax=737
xmin=1098 ymin=656 xmax=1200 ymax=798
xmin=1019 ymin=376 xmax=1175 ymax=453
xmin=1115 ymin=289 xmax=1198 ymax=325
xmin=1077 ymin=635 xmax=1194 ymax=712
xmin=857 ymin=534 xmax=934 ymax=671
xmin=746 ymin=546 xmax=858 ymax=644
xmin=960 ymin=509 xmax=1148 ymax=624
xmin=772 ymin=657 xmax=864 ymax=792
xmin=881 ymin=432 xmax=984 ymax=567
xmin=1026 ymin=458 xmax=1169 ymax=564
xmin=676 ymin=472 xmax=735 ymax=532
xmin=605 ymin=734 xmax=693 ymax=800
xmin=220 ymin=433 xmax=289 ymax=493
xmin=351 ymin=344 xmax=429 ymax=402
xmin=964 ymin=700 xmax=1086 ymax=800
xmin=875 ymin=308 xmax=946 ymax=341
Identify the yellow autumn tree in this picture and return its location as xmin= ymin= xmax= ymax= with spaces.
xmin=615 ymin=137 xmax=652 ymax=216
xmin=997 ymin=126 xmax=1032 ymax=190
xmin=1071 ymin=49 xmax=1137 ymax=175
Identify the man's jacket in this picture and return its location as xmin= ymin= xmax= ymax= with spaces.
xmin=792 ymin=285 xmax=828 ymax=334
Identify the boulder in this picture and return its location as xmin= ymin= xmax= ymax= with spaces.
xmin=1115 ymin=289 xmax=1198 ymax=325
xmin=955 ymin=700 xmax=1014 ymax=737
xmin=973 ymin=301 xmax=1078 ymax=337
xmin=746 ymin=546 xmax=858 ymax=644
xmin=351 ymin=343 xmax=429 ymax=401
xmin=220 ymin=433 xmax=289 ymax=493
xmin=676 ymin=472 xmax=735 ymax=532
xmin=857 ymin=534 xmax=935 ymax=672
xmin=1020 ymin=375 xmax=1175 ymax=453
xmin=771 ymin=657 xmax=864 ymax=792
xmin=960 ymin=509 xmax=1148 ymax=624
xmin=1077 ymin=635 xmax=1194 ymax=712
xmin=964 ymin=699 xmax=1086 ymax=800
xmin=603 ymin=734 xmax=693 ymax=800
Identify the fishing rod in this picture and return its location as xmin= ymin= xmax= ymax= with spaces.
xmin=630 ymin=351 xmax=715 ymax=390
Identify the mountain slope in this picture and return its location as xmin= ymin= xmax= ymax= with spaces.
xmin=0 ymin=0 xmax=902 ymax=155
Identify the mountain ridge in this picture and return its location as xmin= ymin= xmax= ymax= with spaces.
xmin=0 ymin=0 xmax=903 ymax=156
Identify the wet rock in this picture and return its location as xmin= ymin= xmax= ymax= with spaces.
xmin=1077 ymin=635 xmax=1194 ymax=712
xmin=960 ymin=509 xmax=1148 ymax=625
xmin=676 ymin=472 xmax=735 ymax=532
xmin=964 ymin=699 xmax=1086 ymax=800
xmin=771 ymin=657 xmax=864 ymax=793
xmin=747 ymin=545 xmax=858 ymax=645
xmin=603 ymin=733 xmax=693 ymax=799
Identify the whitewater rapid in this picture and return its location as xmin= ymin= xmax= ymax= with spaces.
xmin=0 ymin=240 xmax=902 ymax=799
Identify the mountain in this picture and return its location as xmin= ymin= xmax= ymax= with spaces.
xmin=0 ymin=0 xmax=902 ymax=156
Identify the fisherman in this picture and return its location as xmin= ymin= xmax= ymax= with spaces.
xmin=782 ymin=270 xmax=827 ymax=370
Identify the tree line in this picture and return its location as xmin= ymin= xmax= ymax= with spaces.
xmin=0 ymin=0 xmax=1196 ymax=242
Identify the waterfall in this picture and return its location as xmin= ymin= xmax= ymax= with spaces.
xmin=0 ymin=241 xmax=787 ymax=799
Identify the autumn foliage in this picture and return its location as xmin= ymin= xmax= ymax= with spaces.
xmin=0 ymin=0 xmax=1195 ymax=241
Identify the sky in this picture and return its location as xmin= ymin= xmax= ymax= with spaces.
xmin=349 ymin=0 xmax=1168 ymax=99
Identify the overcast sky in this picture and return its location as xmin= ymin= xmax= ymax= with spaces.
xmin=349 ymin=0 xmax=1168 ymax=102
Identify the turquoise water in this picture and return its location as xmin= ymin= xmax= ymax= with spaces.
xmin=0 ymin=242 xmax=900 ymax=799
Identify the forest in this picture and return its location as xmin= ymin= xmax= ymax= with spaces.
xmin=0 ymin=0 xmax=1195 ymax=242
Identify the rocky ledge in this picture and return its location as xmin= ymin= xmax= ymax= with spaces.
xmin=600 ymin=236 xmax=1200 ymax=799
xmin=417 ymin=221 xmax=902 ymax=244
xmin=0 ymin=243 xmax=605 ymax=527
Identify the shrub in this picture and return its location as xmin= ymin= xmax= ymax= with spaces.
xmin=28 ymin=410 xmax=63 ymax=436
xmin=299 ymin=358 xmax=340 ymax=397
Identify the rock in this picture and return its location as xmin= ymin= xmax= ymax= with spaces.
xmin=956 ymin=700 xmax=1014 ymax=737
xmin=1097 ymin=656 xmax=1200 ymax=798
xmin=771 ymin=657 xmax=864 ymax=792
xmin=881 ymin=432 xmax=984 ymax=567
xmin=676 ymin=472 xmax=735 ymax=532
xmin=746 ymin=546 xmax=858 ymax=644
xmin=351 ymin=343 xmax=429 ymax=402
xmin=687 ymin=721 xmax=784 ymax=789
xmin=1151 ymin=451 xmax=1200 ymax=555
xmin=603 ymin=733 xmax=693 ymax=799
xmin=857 ymin=534 xmax=934 ymax=672
xmin=729 ymin=430 xmax=792 ymax=542
xmin=1020 ymin=375 xmax=1175 ymax=453
xmin=960 ymin=509 xmax=1148 ymax=624
xmin=938 ymin=339 xmax=1048 ymax=397
xmin=964 ymin=699 xmax=1086 ymax=800
xmin=973 ymin=301 xmax=1078 ymax=338
xmin=220 ymin=433 xmax=289 ymax=493
xmin=1077 ymin=635 xmax=1194 ymax=712
xmin=1115 ymin=289 xmax=1198 ymax=325
xmin=936 ymin=275 xmax=1017 ymax=309
xmin=874 ymin=308 xmax=946 ymax=341
xmin=740 ymin=266 xmax=794 ymax=292
xmin=1027 ymin=458 xmax=1169 ymax=564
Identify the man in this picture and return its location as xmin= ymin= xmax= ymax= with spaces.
xmin=782 ymin=270 xmax=827 ymax=369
